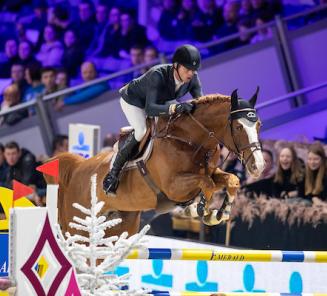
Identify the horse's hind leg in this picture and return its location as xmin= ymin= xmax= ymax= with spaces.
xmin=105 ymin=211 xmax=141 ymax=237
xmin=202 ymin=168 xmax=240 ymax=225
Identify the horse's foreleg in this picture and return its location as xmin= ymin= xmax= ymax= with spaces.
xmin=166 ymin=173 xmax=216 ymax=217
xmin=202 ymin=168 xmax=240 ymax=225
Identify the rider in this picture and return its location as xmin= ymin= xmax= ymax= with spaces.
xmin=103 ymin=44 xmax=204 ymax=195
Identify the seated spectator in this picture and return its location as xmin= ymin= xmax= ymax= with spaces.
xmin=95 ymin=6 xmax=121 ymax=58
xmin=192 ymin=0 xmax=223 ymax=42
xmin=56 ymin=69 xmax=70 ymax=90
xmin=20 ymin=0 xmax=48 ymax=33
xmin=52 ymin=134 xmax=69 ymax=157
xmin=304 ymin=142 xmax=327 ymax=201
xmin=11 ymin=63 xmax=30 ymax=98
xmin=18 ymin=41 xmax=37 ymax=66
xmin=213 ymin=1 xmax=241 ymax=53
xmin=71 ymin=0 xmax=97 ymax=52
xmin=271 ymin=145 xmax=304 ymax=199
xmin=0 ymin=40 xmax=19 ymax=78
xmin=23 ymin=62 xmax=44 ymax=114
xmin=236 ymin=19 xmax=253 ymax=47
xmin=249 ymin=0 xmax=276 ymax=24
xmin=143 ymin=45 xmax=159 ymax=72
xmin=62 ymin=29 xmax=84 ymax=77
xmin=177 ymin=0 xmax=198 ymax=40
xmin=251 ymin=13 xmax=273 ymax=43
xmin=47 ymin=4 xmax=71 ymax=39
xmin=3 ymin=141 xmax=45 ymax=205
xmin=0 ymin=84 xmax=28 ymax=126
xmin=129 ymin=45 xmax=145 ymax=78
xmin=36 ymin=24 xmax=64 ymax=67
xmin=118 ymin=11 xmax=149 ymax=59
xmin=88 ymin=2 xmax=109 ymax=55
xmin=239 ymin=0 xmax=253 ymax=21
xmin=158 ymin=0 xmax=180 ymax=41
xmin=38 ymin=67 xmax=57 ymax=99
xmin=0 ymin=143 xmax=9 ymax=187
xmin=57 ymin=62 xmax=109 ymax=107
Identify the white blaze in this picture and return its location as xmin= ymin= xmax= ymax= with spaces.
xmin=238 ymin=118 xmax=265 ymax=176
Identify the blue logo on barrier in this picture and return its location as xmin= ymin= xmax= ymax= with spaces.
xmin=234 ymin=264 xmax=265 ymax=292
xmin=185 ymin=261 xmax=218 ymax=292
xmin=73 ymin=132 xmax=90 ymax=151
xmin=141 ymin=260 xmax=173 ymax=287
xmin=289 ymin=272 xmax=302 ymax=293
xmin=115 ymin=266 xmax=129 ymax=276
xmin=0 ymin=233 xmax=9 ymax=277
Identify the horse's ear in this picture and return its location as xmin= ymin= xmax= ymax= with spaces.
xmin=249 ymin=86 xmax=259 ymax=107
xmin=231 ymin=89 xmax=238 ymax=110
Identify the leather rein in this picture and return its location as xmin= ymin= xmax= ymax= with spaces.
xmin=154 ymin=108 xmax=261 ymax=168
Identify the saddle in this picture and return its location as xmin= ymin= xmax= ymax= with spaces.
xmin=111 ymin=119 xmax=155 ymax=171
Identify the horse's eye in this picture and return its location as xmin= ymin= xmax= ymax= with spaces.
xmin=236 ymin=125 xmax=243 ymax=131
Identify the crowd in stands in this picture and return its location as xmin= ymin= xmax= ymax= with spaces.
xmin=221 ymin=140 xmax=327 ymax=202
xmin=0 ymin=0 xmax=325 ymax=126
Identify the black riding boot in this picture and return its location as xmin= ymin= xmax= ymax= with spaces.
xmin=103 ymin=133 xmax=139 ymax=195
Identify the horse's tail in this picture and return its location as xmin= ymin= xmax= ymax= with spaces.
xmin=43 ymin=152 xmax=84 ymax=188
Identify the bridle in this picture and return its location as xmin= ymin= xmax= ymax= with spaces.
xmin=154 ymin=107 xmax=262 ymax=168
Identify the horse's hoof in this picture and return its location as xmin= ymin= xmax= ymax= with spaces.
xmin=184 ymin=204 xmax=198 ymax=218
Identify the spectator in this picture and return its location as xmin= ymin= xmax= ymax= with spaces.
xmin=213 ymin=1 xmax=241 ymax=53
xmin=41 ymin=67 xmax=58 ymax=99
xmin=88 ymin=2 xmax=109 ymax=54
xmin=18 ymin=41 xmax=37 ymax=66
xmin=129 ymin=45 xmax=145 ymax=78
xmin=56 ymin=69 xmax=70 ymax=90
xmin=22 ymin=0 xmax=48 ymax=32
xmin=251 ymin=13 xmax=273 ymax=43
xmin=271 ymin=145 xmax=304 ymax=199
xmin=304 ymin=142 xmax=327 ymax=201
xmin=236 ymin=18 xmax=253 ymax=46
xmin=0 ymin=143 xmax=9 ymax=187
xmin=143 ymin=45 xmax=159 ymax=72
xmin=62 ymin=29 xmax=84 ymax=77
xmin=3 ymin=141 xmax=44 ymax=205
xmin=0 ymin=40 xmax=19 ymax=78
xmin=240 ymin=0 xmax=253 ymax=20
xmin=47 ymin=4 xmax=71 ymax=38
xmin=52 ymin=134 xmax=69 ymax=156
xmin=158 ymin=0 xmax=180 ymax=41
xmin=192 ymin=0 xmax=224 ymax=42
xmin=177 ymin=0 xmax=198 ymax=40
xmin=23 ymin=62 xmax=44 ymax=115
xmin=36 ymin=24 xmax=64 ymax=67
xmin=72 ymin=0 xmax=96 ymax=52
xmin=0 ymin=84 xmax=28 ymax=126
xmin=118 ymin=11 xmax=148 ymax=59
xmin=96 ymin=6 xmax=121 ymax=58
xmin=58 ymin=62 xmax=109 ymax=107
xmin=249 ymin=0 xmax=275 ymax=24
xmin=11 ymin=63 xmax=30 ymax=98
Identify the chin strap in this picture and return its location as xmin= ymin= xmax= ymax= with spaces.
xmin=173 ymin=63 xmax=183 ymax=82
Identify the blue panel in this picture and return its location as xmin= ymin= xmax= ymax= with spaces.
xmin=0 ymin=232 xmax=9 ymax=277
xmin=148 ymin=248 xmax=172 ymax=260
xmin=282 ymin=251 xmax=305 ymax=262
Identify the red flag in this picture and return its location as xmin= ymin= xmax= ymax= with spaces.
xmin=36 ymin=159 xmax=59 ymax=183
xmin=13 ymin=180 xmax=34 ymax=202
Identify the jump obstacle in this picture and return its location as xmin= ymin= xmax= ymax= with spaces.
xmin=127 ymin=248 xmax=327 ymax=263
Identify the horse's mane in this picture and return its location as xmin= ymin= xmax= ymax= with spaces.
xmin=192 ymin=93 xmax=230 ymax=105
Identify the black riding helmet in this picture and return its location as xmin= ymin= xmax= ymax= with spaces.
xmin=172 ymin=44 xmax=201 ymax=71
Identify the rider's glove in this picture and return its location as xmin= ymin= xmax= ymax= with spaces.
xmin=169 ymin=102 xmax=194 ymax=115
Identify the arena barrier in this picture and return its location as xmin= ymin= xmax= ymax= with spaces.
xmin=127 ymin=248 xmax=327 ymax=263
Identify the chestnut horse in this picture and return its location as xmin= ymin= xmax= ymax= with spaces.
xmin=45 ymin=90 xmax=264 ymax=237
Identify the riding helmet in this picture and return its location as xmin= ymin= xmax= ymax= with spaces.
xmin=172 ymin=44 xmax=201 ymax=71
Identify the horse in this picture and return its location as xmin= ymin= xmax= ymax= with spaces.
xmin=44 ymin=89 xmax=264 ymax=237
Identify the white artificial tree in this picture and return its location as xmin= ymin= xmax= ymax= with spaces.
xmin=56 ymin=174 xmax=150 ymax=296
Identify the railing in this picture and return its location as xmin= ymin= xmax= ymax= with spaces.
xmin=0 ymin=4 xmax=326 ymax=155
